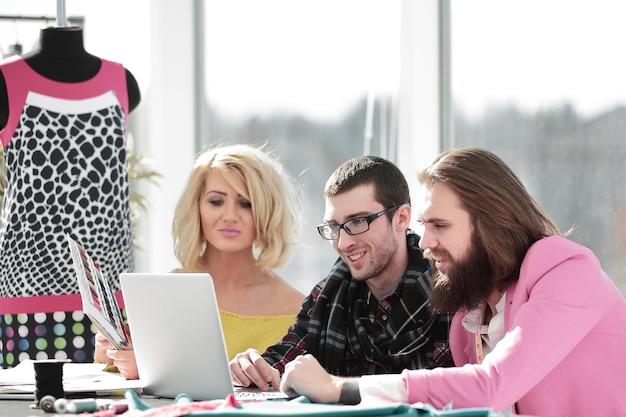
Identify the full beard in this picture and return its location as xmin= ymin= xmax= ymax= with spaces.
xmin=426 ymin=233 xmax=494 ymax=314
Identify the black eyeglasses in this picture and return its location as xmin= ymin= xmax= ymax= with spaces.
xmin=317 ymin=203 xmax=407 ymax=240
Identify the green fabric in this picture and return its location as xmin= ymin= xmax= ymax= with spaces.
xmin=194 ymin=400 xmax=418 ymax=417
xmin=122 ymin=390 xmax=495 ymax=417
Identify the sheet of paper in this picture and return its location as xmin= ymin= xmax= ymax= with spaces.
xmin=0 ymin=360 xmax=143 ymax=399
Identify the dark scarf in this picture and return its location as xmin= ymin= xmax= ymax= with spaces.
xmin=306 ymin=232 xmax=449 ymax=375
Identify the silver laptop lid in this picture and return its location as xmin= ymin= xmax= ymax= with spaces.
xmin=120 ymin=272 xmax=234 ymax=401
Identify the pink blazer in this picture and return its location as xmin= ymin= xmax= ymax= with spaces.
xmin=401 ymin=236 xmax=626 ymax=416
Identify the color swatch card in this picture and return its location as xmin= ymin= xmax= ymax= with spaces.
xmin=66 ymin=234 xmax=129 ymax=350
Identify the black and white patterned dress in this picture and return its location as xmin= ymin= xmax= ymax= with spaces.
xmin=0 ymin=56 xmax=133 ymax=367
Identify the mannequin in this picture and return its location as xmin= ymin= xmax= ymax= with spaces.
xmin=0 ymin=26 xmax=140 ymax=128
xmin=0 ymin=26 xmax=140 ymax=368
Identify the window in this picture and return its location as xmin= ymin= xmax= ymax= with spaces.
xmin=202 ymin=0 xmax=402 ymax=291
xmin=449 ymin=0 xmax=626 ymax=292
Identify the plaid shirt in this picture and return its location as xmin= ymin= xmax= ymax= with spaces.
xmin=262 ymin=231 xmax=453 ymax=376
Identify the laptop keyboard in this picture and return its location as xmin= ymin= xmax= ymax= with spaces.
xmin=233 ymin=387 xmax=289 ymax=401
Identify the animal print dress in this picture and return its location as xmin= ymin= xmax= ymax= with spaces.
xmin=0 ymin=56 xmax=133 ymax=367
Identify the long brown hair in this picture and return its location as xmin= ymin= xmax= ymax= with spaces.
xmin=418 ymin=147 xmax=566 ymax=288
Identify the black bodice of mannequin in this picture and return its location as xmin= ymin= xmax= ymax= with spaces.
xmin=0 ymin=26 xmax=140 ymax=129
xmin=24 ymin=26 xmax=102 ymax=82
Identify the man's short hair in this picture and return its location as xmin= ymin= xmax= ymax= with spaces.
xmin=324 ymin=155 xmax=410 ymax=210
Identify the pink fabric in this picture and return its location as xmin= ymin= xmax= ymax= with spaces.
xmin=0 ymin=291 xmax=125 ymax=314
xmin=0 ymin=55 xmax=129 ymax=147
xmin=27 ymin=394 xmax=240 ymax=417
xmin=401 ymin=236 xmax=626 ymax=416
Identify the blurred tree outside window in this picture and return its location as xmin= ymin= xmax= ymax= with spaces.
xmin=449 ymin=0 xmax=626 ymax=293
xmin=201 ymin=0 xmax=402 ymax=292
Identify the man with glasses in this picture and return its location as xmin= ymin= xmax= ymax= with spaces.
xmin=229 ymin=155 xmax=452 ymax=392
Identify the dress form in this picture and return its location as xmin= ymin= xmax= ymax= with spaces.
xmin=0 ymin=25 xmax=139 ymax=368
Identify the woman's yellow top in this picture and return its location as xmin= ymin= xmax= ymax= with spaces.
xmin=98 ymin=310 xmax=295 ymax=372
xmin=219 ymin=310 xmax=294 ymax=360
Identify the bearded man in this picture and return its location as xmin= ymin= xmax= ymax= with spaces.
xmin=279 ymin=147 xmax=626 ymax=417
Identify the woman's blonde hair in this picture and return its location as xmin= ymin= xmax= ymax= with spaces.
xmin=172 ymin=143 xmax=302 ymax=273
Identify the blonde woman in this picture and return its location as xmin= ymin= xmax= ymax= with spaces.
xmin=96 ymin=143 xmax=305 ymax=379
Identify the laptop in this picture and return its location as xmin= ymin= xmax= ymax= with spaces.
xmin=119 ymin=272 xmax=288 ymax=401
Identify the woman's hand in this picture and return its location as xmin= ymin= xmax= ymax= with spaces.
xmin=94 ymin=332 xmax=115 ymax=365
xmin=105 ymin=343 xmax=139 ymax=380
xmin=94 ymin=329 xmax=140 ymax=380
